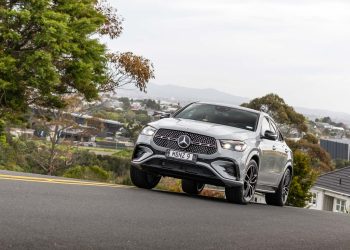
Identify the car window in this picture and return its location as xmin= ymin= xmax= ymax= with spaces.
xmin=269 ymin=119 xmax=283 ymax=141
xmin=279 ymin=131 xmax=284 ymax=141
xmin=269 ymin=120 xmax=277 ymax=134
xmin=261 ymin=117 xmax=270 ymax=134
xmin=174 ymin=103 xmax=259 ymax=131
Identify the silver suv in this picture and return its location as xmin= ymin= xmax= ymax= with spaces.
xmin=130 ymin=102 xmax=293 ymax=206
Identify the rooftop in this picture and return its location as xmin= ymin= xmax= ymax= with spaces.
xmin=314 ymin=166 xmax=350 ymax=196
xmin=70 ymin=113 xmax=122 ymax=126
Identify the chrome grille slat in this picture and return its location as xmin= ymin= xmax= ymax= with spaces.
xmin=153 ymin=129 xmax=217 ymax=155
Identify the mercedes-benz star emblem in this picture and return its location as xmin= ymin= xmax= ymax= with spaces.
xmin=177 ymin=135 xmax=191 ymax=149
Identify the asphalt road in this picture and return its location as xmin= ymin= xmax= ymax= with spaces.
xmin=0 ymin=171 xmax=350 ymax=250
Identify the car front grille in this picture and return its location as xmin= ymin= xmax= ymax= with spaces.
xmin=153 ymin=129 xmax=217 ymax=155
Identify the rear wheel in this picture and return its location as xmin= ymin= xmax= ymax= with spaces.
xmin=265 ymin=168 xmax=292 ymax=206
xmin=181 ymin=179 xmax=205 ymax=195
xmin=225 ymin=160 xmax=258 ymax=205
xmin=130 ymin=165 xmax=161 ymax=189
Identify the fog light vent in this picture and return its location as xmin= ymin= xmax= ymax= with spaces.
xmin=223 ymin=165 xmax=236 ymax=177
xmin=211 ymin=160 xmax=239 ymax=180
xmin=133 ymin=147 xmax=145 ymax=159
xmin=132 ymin=145 xmax=153 ymax=162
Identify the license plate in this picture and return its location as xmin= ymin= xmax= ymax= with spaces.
xmin=167 ymin=150 xmax=196 ymax=162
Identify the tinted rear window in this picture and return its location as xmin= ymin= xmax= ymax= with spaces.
xmin=174 ymin=103 xmax=259 ymax=131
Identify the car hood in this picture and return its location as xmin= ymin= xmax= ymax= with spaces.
xmin=149 ymin=118 xmax=256 ymax=140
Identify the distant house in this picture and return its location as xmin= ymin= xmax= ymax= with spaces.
xmin=316 ymin=122 xmax=332 ymax=129
xmin=315 ymin=122 xmax=344 ymax=131
xmin=320 ymin=138 xmax=350 ymax=161
xmin=101 ymin=100 xmax=123 ymax=109
xmin=309 ymin=166 xmax=350 ymax=214
xmin=10 ymin=128 xmax=35 ymax=138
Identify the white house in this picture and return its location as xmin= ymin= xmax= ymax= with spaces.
xmin=309 ymin=166 xmax=350 ymax=214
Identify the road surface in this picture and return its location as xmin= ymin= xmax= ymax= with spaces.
xmin=0 ymin=170 xmax=349 ymax=250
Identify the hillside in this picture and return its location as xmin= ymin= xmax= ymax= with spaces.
xmin=117 ymin=83 xmax=249 ymax=106
xmin=117 ymin=83 xmax=350 ymax=125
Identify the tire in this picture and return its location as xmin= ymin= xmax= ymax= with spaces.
xmin=130 ymin=165 xmax=161 ymax=189
xmin=265 ymin=168 xmax=292 ymax=207
xmin=181 ymin=179 xmax=205 ymax=195
xmin=225 ymin=160 xmax=258 ymax=205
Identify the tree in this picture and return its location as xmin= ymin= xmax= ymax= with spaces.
xmin=0 ymin=0 xmax=154 ymax=117
xmin=143 ymin=99 xmax=161 ymax=111
xmin=0 ymin=119 xmax=6 ymax=145
xmin=242 ymin=94 xmax=307 ymax=135
xmin=102 ymin=52 xmax=154 ymax=93
xmin=30 ymin=96 xmax=103 ymax=175
xmin=316 ymin=117 xmax=348 ymax=129
xmin=287 ymin=151 xmax=318 ymax=207
xmin=118 ymin=97 xmax=131 ymax=110
xmin=302 ymin=133 xmax=319 ymax=144
xmin=319 ymin=117 xmax=332 ymax=124
xmin=286 ymin=139 xmax=334 ymax=173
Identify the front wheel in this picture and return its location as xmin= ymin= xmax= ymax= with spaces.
xmin=130 ymin=165 xmax=161 ymax=189
xmin=225 ymin=160 xmax=258 ymax=205
xmin=181 ymin=179 xmax=205 ymax=195
xmin=265 ymin=168 xmax=292 ymax=206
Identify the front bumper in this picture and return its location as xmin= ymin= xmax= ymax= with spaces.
xmin=131 ymin=135 xmax=246 ymax=187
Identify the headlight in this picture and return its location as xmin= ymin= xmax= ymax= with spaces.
xmin=141 ymin=126 xmax=157 ymax=136
xmin=220 ymin=140 xmax=247 ymax=152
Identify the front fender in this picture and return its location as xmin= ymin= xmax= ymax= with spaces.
xmin=245 ymin=148 xmax=261 ymax=169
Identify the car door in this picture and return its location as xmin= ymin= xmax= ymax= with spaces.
xmin=258 ymin=117 xmax=279 ymax=186
xmin=269 ymin=120 xmax=289 ymax=185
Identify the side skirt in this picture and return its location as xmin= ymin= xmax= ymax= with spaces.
xmin=256 ymin=184 xmax=277 ymax=194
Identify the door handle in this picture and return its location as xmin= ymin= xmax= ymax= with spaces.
xmin=272 ymin=145 xmax=277 ymax=150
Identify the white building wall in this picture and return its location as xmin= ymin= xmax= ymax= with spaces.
xmin=309 ymin=187 xmax=324 ymax=210
xmin=328 ymin=192 xmax=350 ymax=213
xmin=309 ymin=187 xmax=350 ymax=213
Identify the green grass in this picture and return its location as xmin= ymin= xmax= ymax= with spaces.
xmin=112 ymin=149 xmax=133 ymax=159
xmin=63 ymin=165 xmax=110 ymax=182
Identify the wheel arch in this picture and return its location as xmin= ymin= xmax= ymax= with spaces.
xmin=284 ymin=160 xmax=293 ymax=176
xmin=276 ymin=161 xmax=293 ymax=185
xmin=246 ymin=150 xmax=260 ymax=169
xmin=250 ymin=155 xmax=260 ymax=168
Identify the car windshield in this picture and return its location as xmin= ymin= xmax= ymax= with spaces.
xmin=174 ymin=103 xmax=259 ymax=131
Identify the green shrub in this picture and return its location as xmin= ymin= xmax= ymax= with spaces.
xmin=0 ymin=135 xmax=132 ymax=182
xmin=63 ymin=166 xmax=85 ymax=179
xmin=0 ymin=164 xmax=24 ymax=172
xmin=71 ymin=150 xmax=100 ymax=167
xmin=96 ymin=154 xmax=131 ymax=176
xmin=70 ymin=150 xmax=131 ymax=176
xmin=287 ymin=151 xmax=318 ymax=207
xmin=88 ymin=165 xmax=110 ymax=181
xmin=63 ymin=165 xmax=110 ymax=182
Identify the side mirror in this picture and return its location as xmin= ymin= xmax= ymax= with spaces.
xmin=263 ymin=130 xmax=278 ymax=141
xmin=160 ymin=113 xmax=171 ymax=119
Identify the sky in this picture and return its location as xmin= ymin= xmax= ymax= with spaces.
xmin=106 ymin=0 xmax=350 ymax=113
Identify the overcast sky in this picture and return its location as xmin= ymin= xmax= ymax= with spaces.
xmin=107 ymin=0 xmax=350 ymax=113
